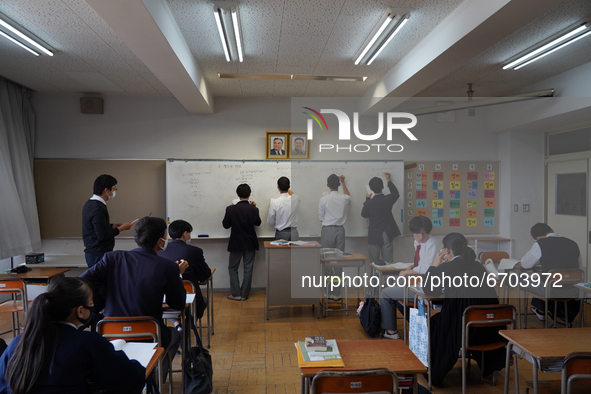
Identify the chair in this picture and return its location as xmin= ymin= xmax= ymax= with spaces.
xmin=523 ymin=352 xmax=591 ymax=394
xmin=196 ymin=267 xmax=215 ymax=348
xmin=522 ymin=268 xmax=584 ymax=329
xmin=0 ymin=279 xmax=29 ymax=337
xmin=97 ymin=316 xmax=172 ymax=394
xmin=461 ymin=304 xmax=517 ymax=394
xmin=310 ymin=368 xmax=398 ymax=394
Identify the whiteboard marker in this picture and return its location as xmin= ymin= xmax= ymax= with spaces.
xmin=132 ymin=218 xmax=139 ymax=224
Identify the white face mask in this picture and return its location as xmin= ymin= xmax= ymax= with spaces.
xmin=159 ymin=237 xmax=168 ymax=250
xmin=108 ymin=190 xmax=116 ymax=200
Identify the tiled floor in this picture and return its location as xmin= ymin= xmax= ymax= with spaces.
xmin=0 ymin=292 xmax=588 ymax=393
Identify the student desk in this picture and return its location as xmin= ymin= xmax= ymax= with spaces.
xmin=264 ymin=241 xmax=321 ymax=320
xmin=319 ymin=253 xmax=367 ymax=317
xmin=146 ymin=347 xmax=165 ymax=378
xmin=500 ymin=327 xmax=591 ymax=394
xmin=0 ymin=267 xmax=70 ymax=281
xmin=30 ymin=255 xmax=87 ymax=268
xmin=574 ymin=283 xmax=591 ymax=327
xmin=299 ymin=339 xmax=427 ymax=394
xmin=408 ymin=285 xmax=443 ymax=391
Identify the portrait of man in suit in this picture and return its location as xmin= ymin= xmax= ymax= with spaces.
xmin=291 ymin=137 xmax=306 ymax=155
xmin=270 ymin=137 xmax=285 ymax=155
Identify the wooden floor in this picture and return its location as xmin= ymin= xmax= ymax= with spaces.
xmin=0 ymin=292 xmax=588 ymax=394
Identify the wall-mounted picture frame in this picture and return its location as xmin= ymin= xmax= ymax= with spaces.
xmin=288 ymin=132 xmax=309 ymax=159
xmin=266 ymin=131 xmax=288 ymax=159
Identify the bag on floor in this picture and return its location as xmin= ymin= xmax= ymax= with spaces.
xmin=409 ymin=300 xmax=428 ymax=367
xmin=359 ymin=297 xmax=381 ymax=337
xmin=185 ymin=313 xmax=213 ymax=394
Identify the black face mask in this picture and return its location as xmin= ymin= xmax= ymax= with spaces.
xmin=78 ymin=305 xmax=94 ymax=329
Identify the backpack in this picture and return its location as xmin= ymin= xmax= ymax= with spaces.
xmin=185 ymin=311 xmax=213 ymax=394
xmin=359 ymin=297 xmax=381 ymax=337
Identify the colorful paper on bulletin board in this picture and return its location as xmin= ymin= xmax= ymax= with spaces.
xmin=484 ymin=208 xmax=495 ymax=217
xmin=450 ymin=218 xmax=460 ymax=226
xmin=450 ymin=200 xmax=460 ymax=208
xmin=484 ymin=199 xmax=495 ymax=207
xmin=417 ymin=209 xmax=427 ymax=216
xmin=467 ymin=218 xmax=477 ymax=226
xmin=450 ymin=172 xmax=461 ymax=180
xmin=432 ymin=190 xmax=443 ymax=199
xmin=485 ymin=190 xmax=495 ymax=198
xmin=433 ymin=172 xmax=444 ymax=180
xmin=450 ymin=181 xmax=460 ymax=189
xmin=416 ymin=191 xmax=427 ymax=199
xmin=450 ymin=209 xmax=461 ymax=218
xmin=484 ymin=218 xmax=495 ymax=226
xmin=467 ymin=200 xmax=477 ymax=208
xmin=484 ymin=181 xmax=495 ymax=189
xmin=416 ymin=200 xmax=427 ymax=208
xmin=432 ymin=218 xmax=443 ymax=227
xmin=432 ymin=200 xmax=443 ymax=208
xmin=432 ymin=209 xmax=443 ymax=218
xmin=467 ymin=190 xmax=477 ymax=198
xmin=450 ymin=191 xmax=460 ymax=199
xmin=467 ymin=172 xmax=478 ymax=180
xmin=467 ymin=209 xmax=477 ymax=217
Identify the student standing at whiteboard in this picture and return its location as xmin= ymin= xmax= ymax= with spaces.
xmin=82 ymin=174 xmax=133 ymax=268
xmin=268 ymin=177 xmax=301 ymax=241
xmin=222 ymin=184 xmax=262 ymax=301
xmin=361 ymin=172 xmax=401 ymax=264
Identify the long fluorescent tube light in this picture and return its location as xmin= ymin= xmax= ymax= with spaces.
xmin=367 ymin=16 xmax=409 ymax=65
xmin=0 ymin=17 xmax=52 ymax=56
xmin=354 ymin=14 xmax=393 ymax=65
xmin=504 ymin=23 xmax=588 ymax=70
xmin=231 ymin=10 xmax=243 ymax=62
xmin=213 ymin=9 xmax=230 ymax=62
xmin=0 ymin=30 xmax=39 ymax=56
xmin=218 ymin=73 xmax=367 ymax=82
xmin=514 ymin=29 xmax=591 ymax=70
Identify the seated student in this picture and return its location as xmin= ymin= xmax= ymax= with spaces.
xmin=159 ymin=219 xmax=211 ymax=325
xmin=0 ymin=277 xmax=145 ymax=394
xmin=380 ymin=216 xmax=437 ymax=339
xmin=81 ymin=216 xmax=187 ymax=376
xmin=424 ymin=233 xmax=505 ymax=387
xmin=486 ymin=222 xmax=580 ymax=325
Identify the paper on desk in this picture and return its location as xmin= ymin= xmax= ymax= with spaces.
xmin=110 ymin=340 xmax=156 ymax=368
xmin=391 ymin=262 xmax=413 ymax=269
xmin=498 ymin=258 xmax=519 ymax=272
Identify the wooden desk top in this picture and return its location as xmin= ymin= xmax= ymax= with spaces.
xmin=499 ymin=328 xmax=591 ymax=361
xmin=264 ymin=241 xmax=321 ymax=249
xmin=466 ymin=236 xmax=511 ymax=242
xmin=33 ymin=255 xmax=87 ymax=268
xmin=321 ymin=253 xmax=368 ymax=262
xmin=0 ymin=267 xmax=70 ymax=280
xmin=299 ymin=339 xmax=427 ymax=377
xmin=574 ymin=283 xmax=591 ymax=293
xmin=370 ymin=262 xmax=413 ymax=273
xmin=146 ymin=347 xmax=164 ymax=378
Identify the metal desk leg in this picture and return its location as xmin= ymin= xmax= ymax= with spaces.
xmin=403 ymin=285 xmax=408 ymax=345
xmin=503 ymin=343 xmax=512 ymax=394
xmin=426 ymin=299 xmax=432 ymax=391
xmin=533 ymin=361 xmax=538 ymax=394
xmin=412 ymin=373 xmax=418 ymax=394
xmin=580 ymin=288 xmax=585 ymax=327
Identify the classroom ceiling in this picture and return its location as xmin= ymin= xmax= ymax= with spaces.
xmin=0 ymin=0 xmax=590 ymax=114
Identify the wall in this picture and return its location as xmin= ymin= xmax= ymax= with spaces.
xmin=31 ymin=93 xmax=529 ymax=290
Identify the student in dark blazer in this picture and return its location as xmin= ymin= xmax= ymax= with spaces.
xmin=159 ymin=219 xmax=211 ymax=321
xmin=361 ymin=172 xmax=401 ymax=264
xmin=0 ymin=277 xmax=145 ymax=394
xmin=222 ymin=184 xmax=262 ymax=301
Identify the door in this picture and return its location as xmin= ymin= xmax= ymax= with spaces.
xmin=547 ymin=159 xmax=589 ymax=280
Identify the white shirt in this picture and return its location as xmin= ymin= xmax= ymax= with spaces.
xmin=267 ymin=193 xmax=300 ymax=231
xmin=412 ymin=235 xmax=437 ymax=274
xmin=90 ymin=194 xmax=106 ymax=205
xmin=318 ymin=191 xmax=351 ymax=226
xmin=520 ymin=233 xmax=584 ymax=269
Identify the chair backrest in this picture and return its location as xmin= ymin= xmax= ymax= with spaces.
xmin=0 ymin=279 xmax=29 ymax=313
xmin=480 ymin=252 xmax=510 ymax=265
xmin=545 ymin=269 xmax=585 ymax=299
xmin=183 ymin=280 xmax=196 ymax=294
xmin=562 ymin=352 xmax=591 ymax=394
xmin=310 ymin=368 xmax=398 ymax=394
xmin=547 ymin=268 xmax=585 ymax=283
xmin=462 ymin=304 xmax=516 ymax=349
xmin=97 ymin=316 xmax=161 ymax=345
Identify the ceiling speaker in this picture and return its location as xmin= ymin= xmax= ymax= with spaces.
xmin=80 ymin=97 xmax=104 ymax=114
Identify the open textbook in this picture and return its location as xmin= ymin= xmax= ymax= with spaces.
xmin=110 ymin=339 xmax=156 ymax=368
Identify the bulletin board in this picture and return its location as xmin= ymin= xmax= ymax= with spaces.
xmin=403 ymin=161 xmax=499 ymax=234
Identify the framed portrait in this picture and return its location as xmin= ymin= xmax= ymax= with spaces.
xmin=266 ymin=131 xmax=288 ymax=160
xmin=288 ymin=132 xmax=309 ymax=159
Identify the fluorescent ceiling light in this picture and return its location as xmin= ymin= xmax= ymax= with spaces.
xmin=0 ymin=30 xmax=38 ymax=56
xmin=354 ymin=11 xmax=410 ymax=66
xmin=0 ymin=15 xmax=52 ymax=56
xmin=231 ymin=10 xmax=243 ymax=62
xmin=504 ymin=23 xmax=589 ymax=70
xmin=218 ymin=73 xmax=366 ymax=82
xmin=367 ymin=17 xmax=409 ymax=65
xmin=213 ymin=9 xmax=230 ymax=62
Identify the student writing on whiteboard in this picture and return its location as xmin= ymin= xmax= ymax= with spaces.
xmin=82 ymin=174 xmax=134 ymax=268
xmin=159 ymin=220 xmax=212 ymax=321
xmin=0 ymin=277 xmax=146 ymax=394
xmin=268 ymin=177 xmax=301 ymax=241
xmin=361 ymin=172 xmax=401 ymax=264
xmin=222 ymin=184 xmax=262 ymax=301
xmin=319 ymin=174 xmax=351 ymax=300
xmin=380 ymin=216 xmax=437 ymax=340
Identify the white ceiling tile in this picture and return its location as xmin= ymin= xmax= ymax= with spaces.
xmin=240 ymin=79 xmax=275 ymax=97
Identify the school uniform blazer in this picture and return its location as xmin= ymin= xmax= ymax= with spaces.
xmin=222 ymin=200 xmax=262 ymax=252
xmin=361 ymin=181 xmax=401 ymax=245
xmin=81 ymin=247 xmax=186 ymax=348
xmin=0 ymin=323 xmax=145 ymax=394
xmin=159 ymin=240 xmax=211 ymax=319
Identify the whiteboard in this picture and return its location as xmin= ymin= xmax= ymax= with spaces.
xmin=166 ymin=160 xmax=404 ymax=238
